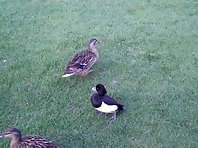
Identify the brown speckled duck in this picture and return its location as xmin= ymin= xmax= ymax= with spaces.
xmin=62 ymin=38 xmax=100 ymax=77
xmin=0 ymin=128 xmax=58 ymax=148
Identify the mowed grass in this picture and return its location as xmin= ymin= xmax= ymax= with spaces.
xmin=0 ymin=0 xmax=198 ymax=147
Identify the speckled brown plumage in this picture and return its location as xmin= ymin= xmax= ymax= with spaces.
xmin=0 ymin=128 xmax=58 ymax=148
xmin=62 ymin=39 xmax=100 ymax=77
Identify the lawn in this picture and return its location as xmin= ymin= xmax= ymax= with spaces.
xmin=0 ymin=0 xmax=198 ymax=147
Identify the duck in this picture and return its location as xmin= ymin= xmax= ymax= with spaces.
xmin=0 ymin=128 xmax=58 ymax=148
xmin=91 ymin=84 xmax=124 ymax=121
xmin=62 ymin=38 xmax=100 ymax=77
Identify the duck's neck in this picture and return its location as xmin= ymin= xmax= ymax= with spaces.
xmin=10 ymin=138 xmax=21 ymax=148
xmin=90 ymin=47 xmax=99 ymax=58
xmin=11 ymin=134 xmax=22 ymax=147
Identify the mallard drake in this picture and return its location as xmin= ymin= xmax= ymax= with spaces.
xmin=62 ymin=38 xmax=100 ymax=77
xmin=0 ymin=128 xmax=58 ymax=148
xmin=91 ymin=84 xmax=124 ymax=121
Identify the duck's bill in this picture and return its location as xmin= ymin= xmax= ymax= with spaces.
xmin=92 ymin=87 xmax=97 ymax=92
xmin=96 ymin=41 xmax=101 ymax=44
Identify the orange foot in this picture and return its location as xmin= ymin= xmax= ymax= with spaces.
xmin=80 ymin=69 xmax=94 ymax=76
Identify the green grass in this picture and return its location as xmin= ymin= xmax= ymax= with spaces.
xmin=0 ymin=0 xmax=198 ymax=147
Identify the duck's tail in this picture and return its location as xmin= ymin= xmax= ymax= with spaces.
xmin=117 ymin=104 xmax=124 ymax=111
xmin=62 ymin=73 xmax=75 ymax=78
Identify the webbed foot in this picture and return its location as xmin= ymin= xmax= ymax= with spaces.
xmin=108 ymin=112 xmax=116 ymax=121
xmin=96 ymin=111 xmax=105 ymax=116
xmin=80 ymin=69 xmax=94 ymax=76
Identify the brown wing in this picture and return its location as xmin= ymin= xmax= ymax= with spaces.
xmin=17 ymin=136 xmax=58 ymax=148
xmin=64 ymin=49 xmax=97 ymax=74
xmin=69 ymin=49 xmax=97 ymax=66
